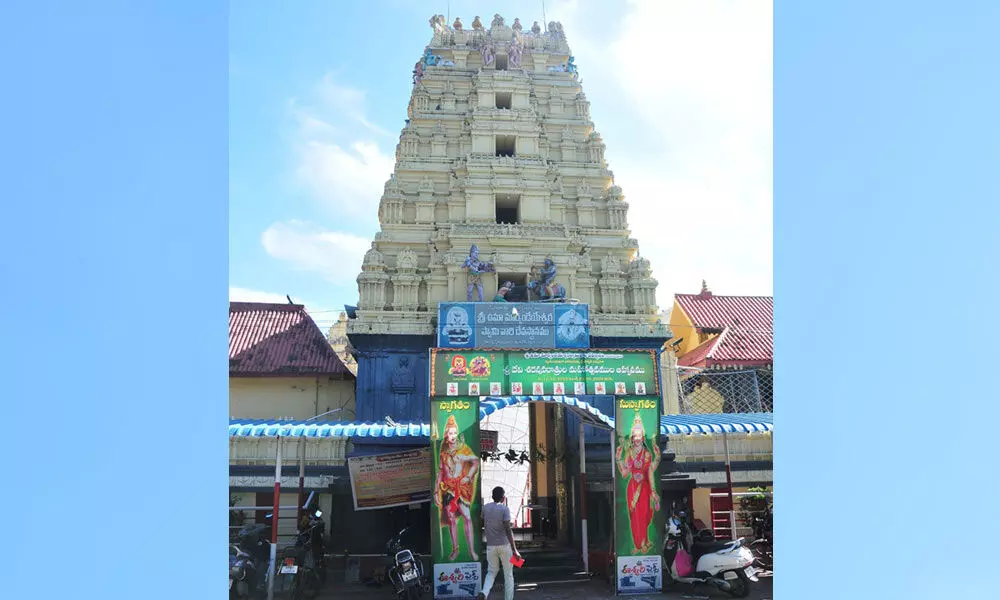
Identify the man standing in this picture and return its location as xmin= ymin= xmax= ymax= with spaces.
xmin=479 ymin=486 xmax=521 ymax=600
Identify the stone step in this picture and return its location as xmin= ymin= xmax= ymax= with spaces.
xmin=516 ymin=549 xmax=580 ymax=569
xmin=515 ymin=567 xmax=592 ymax=585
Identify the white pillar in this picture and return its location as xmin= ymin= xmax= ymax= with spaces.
xmin=722 ymin=431 xmax=737 ymax=540
xmin=268 ymin=435 xmax=282 ymax=600
xmin=298 ymin=437 xmax=306 ymax=523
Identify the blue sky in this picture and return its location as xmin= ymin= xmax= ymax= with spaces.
xmin=230 ymin=0 xmax=773 ymax=329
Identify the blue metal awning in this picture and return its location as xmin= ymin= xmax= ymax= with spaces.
xmin=659 ymin=413 xmax=773 ymax=435
xmin=230 ymin=412 xmax=773 ymax=440
xmin=228 ymin=420 xmax=430 ymax=439
xmin=480 ymin=395 xmax=615 ymax=430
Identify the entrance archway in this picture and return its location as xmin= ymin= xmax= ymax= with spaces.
xmin=477 ymin=395 xmax=615 ymax=574
xmin=428 ymin=348 xmax=662 ymax=597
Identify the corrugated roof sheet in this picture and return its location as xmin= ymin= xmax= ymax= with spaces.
xmin=229 ymin=302 xmax=351 ymax=376
xmin=675 ymin=293 xmax=773 ymax=366
xmin=229 ymin=412 xmax=774 ymax=439
xmin=229 ymin=419 xmax=429 ymax=439
xmin=660 ymin=413 xmax=773 ymax=435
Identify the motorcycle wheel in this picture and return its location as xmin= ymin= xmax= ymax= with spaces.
xmin=300 ymin=571 xmax=320 ymax=599
xmin=727 ymin=570 xmax=751 ymax=598
xmin=749 ymin=540 xmax=773 ymax=571
xmin=406 ymin=586 xmax=419 ymax=600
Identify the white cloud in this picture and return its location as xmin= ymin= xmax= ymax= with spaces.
xmin=553 ymin=0 xmax=773 ymax=305
xmin=261 ymin=220 xmax=370 ymax=283
xmin=289 ymin=76 xmax=396 ymax=225
xmin=229 ymin=286 xmax=307 ymax=305
xmin=295 ymin=140 xmax=394 ymax=225
xmin=315 ymin=74 xmax=393 ymax=138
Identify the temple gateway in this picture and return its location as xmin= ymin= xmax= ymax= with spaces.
xmin=338 ymin=14 xmax=683 ymax=591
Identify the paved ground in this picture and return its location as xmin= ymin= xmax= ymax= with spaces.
xmin=316 ymin=573 xmax=773 ymax=600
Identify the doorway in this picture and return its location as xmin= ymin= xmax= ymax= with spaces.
xmin=480 ymin=403 xmax=532 ymax=528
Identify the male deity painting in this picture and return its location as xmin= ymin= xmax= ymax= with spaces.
xmin=616 ymin=411 xmax=662 ymax=554
xmin=444 ymin=306 xmax=472 ymax=345
xmin=434 ymin=414 xmax=480 ymax=561
xmin=556 ymin=307 xmax=588 ymax=344
xmin=461 ymin=244 xmax=495 ymax=302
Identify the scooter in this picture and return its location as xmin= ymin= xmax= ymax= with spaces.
xmin=230 ymin=544 xmax=261 ymax=599
xmin=662 ymin=511 xmax=758 ymax=598
xmin=230 ymin=523 xmax=270 ymax=599
xmin=385 ymin=526 xmax=431 ymax=599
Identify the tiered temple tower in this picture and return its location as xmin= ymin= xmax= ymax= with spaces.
xmin=347 ymin=14 xmax=669 ymax=423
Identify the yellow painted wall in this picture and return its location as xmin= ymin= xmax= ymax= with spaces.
xmin=660 ymin=350 xmax=681 ymax=415
xmin=533 ymin=404 xmax=550 ymax=497
xmin=693 ymin=486 xmax=753 ymax=526
xmin=692 ymin=487 xmax=712 ymax=527
xmin=686 ymin=380 xmax=725 ymax=414
xmin=668 ymin=299 xmax=716 ymax=358
xmin=229 ymin=376 xmax=356 ymax=421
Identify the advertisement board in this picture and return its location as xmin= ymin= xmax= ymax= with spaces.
xmin=429 ymin=349 xmax=659 ymax=397
xmin=430 ymin=397 xmax=482 ymax=599
xmin=614 ymin=396 xmax=664 ymax=594
xmin=481 ymin=429 xmax=498 ymax=452
xmin=347 ymin=448 xmax=432 ymax=510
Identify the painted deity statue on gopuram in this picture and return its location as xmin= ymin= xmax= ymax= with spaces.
xmin=493 ymin=280 xmax=514 ymax=302
xmin=461 ymin=244 xmax=495 ymax=302
xmin=528 ymin=258 xmax=567 ymax=301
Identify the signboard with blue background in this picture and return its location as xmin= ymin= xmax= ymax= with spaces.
xmin=437 ymin=302 xmax=590 ymax=349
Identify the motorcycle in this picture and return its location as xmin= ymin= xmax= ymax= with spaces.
xmin=276 ymin=544 xmax=319 ymax=600
xmin=297 ymin=509 xmax=329 ymax=587
xmin=662 ymin=510 xmax=758 ymax=598
xmin=385 ymin=526 xmax=431 ymax=600
xmin=230 ymin=523 xmax=269 ymax=599
xmin=262 ymin=511 xmax=322 ymax=600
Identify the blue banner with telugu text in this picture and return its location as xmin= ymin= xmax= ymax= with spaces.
xmin=437 ymin=302 xmax=589 ymax=349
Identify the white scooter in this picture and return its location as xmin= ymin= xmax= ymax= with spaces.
xmin=661 ymin=512 xmax=758 ymax=598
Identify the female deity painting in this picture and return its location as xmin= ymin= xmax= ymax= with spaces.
xmin=448 ymin=355 xmax=467 ymax=377
xmin=434 ymin=414 xmax=480 ymax=561
xmin=616 ymin=411 xmax=662 ymax=554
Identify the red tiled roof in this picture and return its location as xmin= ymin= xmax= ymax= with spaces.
xmin=675 ymin=292 xmax=773 ymax=366
xmin=677 ymin=334 xmax=722 ymax=368
xmin=229 ymin=302 xmax=352 ymax=377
